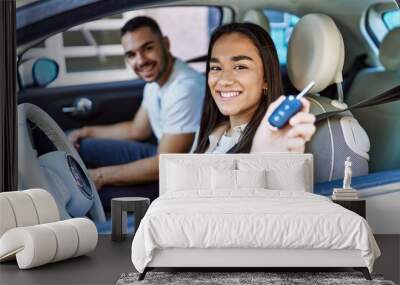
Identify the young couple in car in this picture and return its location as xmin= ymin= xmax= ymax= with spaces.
xmin=68 ymin=16 xmax=316 ymax=207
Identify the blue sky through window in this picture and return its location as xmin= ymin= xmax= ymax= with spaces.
xmin=264 ymin=10 xmax=299 ymax=65
xmin=383 ymin=9 xmax=400 ymax=30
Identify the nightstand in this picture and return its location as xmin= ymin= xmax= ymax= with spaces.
xmin=111 ymin=197 xmax=150 ymax=242
xmin=332 ymin=199 xmax=366 ymax=218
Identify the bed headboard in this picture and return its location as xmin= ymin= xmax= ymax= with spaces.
xmin=159 ymin=153 xmax=314 ymax=195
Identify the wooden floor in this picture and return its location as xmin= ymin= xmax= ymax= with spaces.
xmin=0 ymin=235 xmax=133 ymax=285
xmin=0 ymin=235 xmax=398 ymax=285
xmin=374 ymin=235 xmax=400 ymax=284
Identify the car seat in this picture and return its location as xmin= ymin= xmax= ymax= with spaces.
xmin=287 ymin=13 xmax=370 ymax=183
xmin=288 ymin=15 xmax=400 ymax=234
xmin=241 ymin=9 xmax=270 ymax=33
xmin=346 ymin=27 xmax=400 ymax=172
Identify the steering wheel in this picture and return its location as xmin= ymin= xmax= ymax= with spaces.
xmin=18 ymin=103 xmax=106 ymax=222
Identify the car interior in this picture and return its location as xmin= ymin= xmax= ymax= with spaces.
xmin=1 ymin=0 xmax=399 ymax=284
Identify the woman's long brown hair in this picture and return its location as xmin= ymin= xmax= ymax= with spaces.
xmin=195 ymin=22 xmax=283 ymax=153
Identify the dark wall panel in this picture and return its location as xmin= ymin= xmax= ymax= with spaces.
xmin=0 ymin=0 xmax=17 ymax=192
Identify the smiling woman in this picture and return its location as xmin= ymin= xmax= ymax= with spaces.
xmin=195 ymin=22 xmax=316 ymax=154
xmin=208 ymin=34 xmax=267 ymax=125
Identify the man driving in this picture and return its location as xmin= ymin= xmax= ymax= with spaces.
xmin=69 ymin=16 xmax=205 ymax=207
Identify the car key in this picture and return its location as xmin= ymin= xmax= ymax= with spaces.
xmin=268 ymin=81 xmax=315 ymax=129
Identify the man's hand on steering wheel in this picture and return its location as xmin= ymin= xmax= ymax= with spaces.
xmin=68 ymin=128 xmax=90 ymax=149
xmin=89 ymin=168 xmax=105 ymax=191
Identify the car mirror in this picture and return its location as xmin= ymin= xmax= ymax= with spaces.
xmin=19 ymin=58 xmax=59 ymax=88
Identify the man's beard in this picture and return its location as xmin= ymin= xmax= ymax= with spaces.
xmin=153 ymin=46 xmax=171 ymax=83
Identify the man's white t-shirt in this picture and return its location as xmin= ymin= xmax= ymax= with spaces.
xmin=142 ymin=58 xmax=205 ymax=141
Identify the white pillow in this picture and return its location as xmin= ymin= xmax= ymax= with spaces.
xmin=167 ymin=163 xmax=209 ymax=191
xmin=237 ymin=159 xmax=309 ymax=191
xmin=211 ymin=168 xmax=236 ymax=190
xmin=266 ymin=165 xmax=307 ymax=191
xmin=211 ymin=168 xmax=267 ymax=191
xmin=166 ymin=160 xmax=235 ymax=192
xmin=236 ymin=169 xmax=267 ymax=189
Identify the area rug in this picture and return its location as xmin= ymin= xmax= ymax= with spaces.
xmin=116 ymin=271 xmax=396 ymax=285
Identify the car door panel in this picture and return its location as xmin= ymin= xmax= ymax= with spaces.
xmin=18 ymin=80 xmax=145 ymax=131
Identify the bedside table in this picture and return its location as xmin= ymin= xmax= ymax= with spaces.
xmin=111 ymin=197 xmax=150 ymax=242
xmin=332 ymin=199 xmax=366 ymax=218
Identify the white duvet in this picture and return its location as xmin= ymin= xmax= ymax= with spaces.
xmin=131 ymin=190 xmax=380 ymax=273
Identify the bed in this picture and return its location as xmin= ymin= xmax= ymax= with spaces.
xmin=131 ymin=153 xmax=380 ymax=280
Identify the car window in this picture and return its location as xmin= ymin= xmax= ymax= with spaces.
xmin=21 ymin=6 xmax=221 ymax=88
xmin=263 ymin=10 xmax=299 ymax=65
xmin=382 ymin=9 xmax=400 ymax=30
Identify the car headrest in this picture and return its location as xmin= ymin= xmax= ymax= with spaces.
xmin=287 ymin=14 xmax=344 ymax=93
xmin=241 ymin=9 xmax=270 ymax=33
xmin=379 ymin=27 xmax=400 ymax=71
